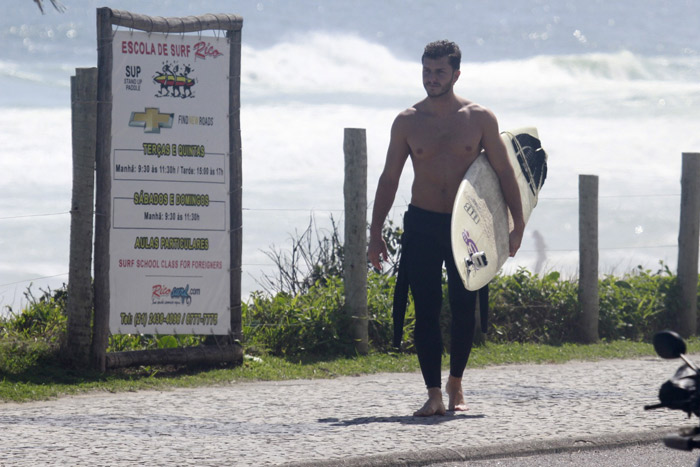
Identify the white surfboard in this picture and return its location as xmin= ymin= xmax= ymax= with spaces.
xmin=450 ymin=127 xmax=547 ymax=291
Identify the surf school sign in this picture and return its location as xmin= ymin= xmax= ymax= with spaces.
xmin=107 ymin=29 xmax=231 ymax=335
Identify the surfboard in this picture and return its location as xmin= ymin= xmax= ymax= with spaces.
xmin=154 ymin=75 xmax=195 ymax=87
xmin=450 ymin=127 xmax=547 ymax=291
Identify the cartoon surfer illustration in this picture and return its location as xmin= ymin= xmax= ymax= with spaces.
xmin=153 ymin=61 xmax=196 ymax=98
xmin=180 ymin=65 xmax=194 ymax=98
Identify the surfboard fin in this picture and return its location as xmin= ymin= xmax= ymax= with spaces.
xmin=465 ymin=251 xmax=488 ymax=274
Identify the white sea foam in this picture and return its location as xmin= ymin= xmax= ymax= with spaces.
xmin=241 ymin=33 xmax=421 ymax=101
xmin=1 ymin=4 xmax=699 ymax=309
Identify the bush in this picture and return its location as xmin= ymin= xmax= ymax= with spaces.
xmin=487 ymin=264 xmax=689 ymax=345
xmin=0 ymin=285 xmax=68 ymax=373
xmin=488 ymin=269 xmax=579 ymax=344
xmin=244 ymin=262 xmax=694 ymax=356
xmin=0 ymin=284 xmax=208 ymax=372
xmin=243 ymin=271 xmax=416 ymax=357
xmin=598 ymin=264 xmax=680 ymax=340
xmin=243 ymin=276 xmax=352 ymax=356
xmin=242 ymin=216 xmax=694 ymax=356
xmin=2 ymin=285 xmax=67 ymax=344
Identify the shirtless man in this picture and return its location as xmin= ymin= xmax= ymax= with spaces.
xmin=368 ymin=40 xmax=525 ymax=417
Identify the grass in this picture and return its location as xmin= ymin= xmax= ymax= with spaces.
xmin=3 ymin=339 xmax=700 ymax=403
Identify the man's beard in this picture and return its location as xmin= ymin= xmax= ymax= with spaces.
xmin=424 ymin=81 xmax=453 ymax=98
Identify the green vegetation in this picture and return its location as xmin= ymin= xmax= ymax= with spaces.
xmin=245 ymin=263 xmax=696 ymax=356
xmin=1 ymin=221 xmax=698 ymax=403
xmin=2 ymin=264 xmax=698 ymax=403
xmin=489 ymin=264 xmax=684 ymax=344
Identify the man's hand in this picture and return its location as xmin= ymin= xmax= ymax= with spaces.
xmin=509 ymin=221 xmax=525 ymax=257
xmin=368 ymin=234 xmax=389 ymax=271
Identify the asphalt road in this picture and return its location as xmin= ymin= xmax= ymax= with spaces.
xmin=2 ymin=356 xmax=698 ymax=465
xmin=429 ymin=441 xmax=699 ymax=466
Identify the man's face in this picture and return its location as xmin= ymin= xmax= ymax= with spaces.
xmin=422 ymin=56 xmax=459 ymax=98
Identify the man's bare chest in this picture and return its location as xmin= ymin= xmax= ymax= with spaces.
xmin=406 ymin=122 xmax=482 ymax=160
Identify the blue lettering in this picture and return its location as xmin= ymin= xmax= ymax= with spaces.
xmin=171 ymin=285 xmax=192 ymax=305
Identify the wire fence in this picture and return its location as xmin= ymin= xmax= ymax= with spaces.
xmin=0 ymin=192 xmax=687 ymax=289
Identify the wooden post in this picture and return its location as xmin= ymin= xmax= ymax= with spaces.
xmin=578 ymin=174 xmax=599 ymax=343
xmin=92 ymin=7 xmax=114 ymax=371
xmin=65 ymin=68 xmax=97 ymax=368
xmin=227 ymin=27 xmax=243 ymax=343
xmin=677 ymin=153 xmax=700 ymax=337
xmin=106 ymin=345 xmax=243 ymax=369
xmin=343 ymin=128 xmax=368 ymax=354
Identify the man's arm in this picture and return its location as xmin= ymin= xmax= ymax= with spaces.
xmin=479 ymin=108 xmax=525 ymax=257
xmin=368 ymin=114 xmax=411 ymax=270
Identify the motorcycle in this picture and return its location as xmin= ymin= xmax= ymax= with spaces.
xmin=646 ymin=330 xmax=700 ymax=464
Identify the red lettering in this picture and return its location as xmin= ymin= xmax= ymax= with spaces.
xmin=152 ymin=284 xmax=172 ymax=298
xmin=120 ymin=41 xmax=166 ymax=56
xmin=193 ymin=41 xmax=224 ymax=60
xmin=171 ymin=44 xmax=189 ymax=57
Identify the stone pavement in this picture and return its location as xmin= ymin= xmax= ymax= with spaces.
xmin=0 ymin=356 xmax=696 ymax=466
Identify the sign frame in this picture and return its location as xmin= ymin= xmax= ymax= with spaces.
xmin=92 ymin=8 xmax=243 ymax=370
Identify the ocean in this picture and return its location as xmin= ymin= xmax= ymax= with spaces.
xmin=1 ymin=0 xmax=699 ymax=311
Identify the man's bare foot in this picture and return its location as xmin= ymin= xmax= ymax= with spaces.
xmin=446 ymin=375 xmax=469 ymax=411
xmin=413 ymin=387 xmax=446 ymax=417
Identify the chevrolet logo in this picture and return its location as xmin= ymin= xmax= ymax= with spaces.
xmin=129 ymin=107 xmax=174 ymax=133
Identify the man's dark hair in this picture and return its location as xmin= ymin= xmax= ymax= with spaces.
xmin=422 ymin=40 xmax=461 ymax=71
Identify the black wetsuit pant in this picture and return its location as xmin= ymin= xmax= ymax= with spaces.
xmin=402 ymin=204 xmax=477 ymax=389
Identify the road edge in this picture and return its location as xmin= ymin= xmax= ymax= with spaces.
xmin=285 ymin=429 xmax=679 ymax=466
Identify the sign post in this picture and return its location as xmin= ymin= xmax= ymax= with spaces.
xmin=92 ymin=8 xmax=243 ymax=369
